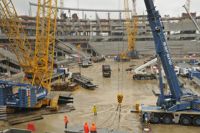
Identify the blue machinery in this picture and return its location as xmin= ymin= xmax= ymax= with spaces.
xmin=141 ymin=0 xmax=200 ymax=126
xmin=0 ymin=80 xmax=47 ymax=108
xmin=0 ymin=71 xmax=65 ymax=108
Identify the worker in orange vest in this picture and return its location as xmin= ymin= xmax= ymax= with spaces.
xmin=27 ymin=122 xmax=36 ymax=132
xmin=64 ymin=115 xmax=69 ymax=129
xmin=90 ymin=123 xmax=97 ymax=133
xmin=84 ymin=122 xmax=89 ymax=133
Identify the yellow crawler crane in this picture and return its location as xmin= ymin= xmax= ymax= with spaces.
xmin=33 ymin=0 xmax=58 ymax=109
xmin=120 ymin=0 xmax=138 ymax=61
xmin=0 ymin=0 xmax=58 ymax=109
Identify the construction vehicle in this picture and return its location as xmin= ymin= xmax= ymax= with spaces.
xmin=179 ymin=67 xmax=190 ymax=77
xmin=80 ymin=60 xmax=92 ymax=68
xmin=116 ymin=0 xmax=138 ymax=61
xmin=140 ymin=0 xmax=200 ymax=126
xmin=102 ymin=65 xmax=111 ymax=78
xmin=132 ymin=58 xmax=157 ymax=80
xmin=189 ymin=70 xmax=200 ymax=80
xmin=0 ymin=0 xmax=69 ymax=110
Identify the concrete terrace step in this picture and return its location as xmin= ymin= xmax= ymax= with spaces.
xmin=0 ymin=63 xmax=20 ymax=73
xmin=0 ymin=48 xmax=18 ymax=63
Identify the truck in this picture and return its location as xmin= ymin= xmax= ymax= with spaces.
xmin=140 ymin=0 xmax=200 ymax=126
xmin=102 ymin=65 xmax=111 ymax=78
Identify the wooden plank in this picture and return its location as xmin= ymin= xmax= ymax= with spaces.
xmin=8 ymin=115 xmax=43 ymax=125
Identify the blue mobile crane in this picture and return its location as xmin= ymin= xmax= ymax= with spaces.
xmin=141 ymin=0 xmax=200 ymax=126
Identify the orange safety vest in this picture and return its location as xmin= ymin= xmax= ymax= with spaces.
xmin=90 ymin=124 xmax=97 ymax=132
xmin=84 ymin=123 xmax=89 ymax=133
xmin=64 ymin=116 xmax=69 ymax=124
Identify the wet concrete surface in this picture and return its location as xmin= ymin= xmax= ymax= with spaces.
xmin=5 ymin=59 xmax=200 ymax=133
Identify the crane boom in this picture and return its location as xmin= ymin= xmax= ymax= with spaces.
xmin=33 ymin=0 xmax=57 ymax=92
xmin=144 ymin=0 xmax=182 ymax=100
xmin=186 ymin=0 xmax=191 ymax=13
xmin=0 ymin=0 xmax=33 ymax=72
xmin=133 ymin=58 xmax=157 ymax=74
xmin=0 ymin=0 xmax=59 ymax=109
xmin=124 ymin=0 xmax=138 ymax=57
xmin=183 ymin=5 xmax=200 ymax=33
xmin=0 ymin=0 xmax=57 ymax=92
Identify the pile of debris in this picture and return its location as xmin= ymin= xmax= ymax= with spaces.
xmin=51 ymin=82 xmax=79 ymax=91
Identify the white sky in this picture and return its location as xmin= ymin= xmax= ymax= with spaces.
xmin=13 ymin=0 xmax=200 ymax=19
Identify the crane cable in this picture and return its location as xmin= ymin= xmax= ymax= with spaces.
xmin=116 ymin=0 xmax=125 ymax=128
xmin=99 ymin=0 xmax=124 ymax=129
xmin=97 ymin=105 xmax=118 ymax=128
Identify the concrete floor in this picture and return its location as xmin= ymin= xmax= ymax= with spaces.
xmin=9 ymin=59 xmax=200 ymax=133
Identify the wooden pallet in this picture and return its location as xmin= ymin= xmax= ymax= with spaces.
xmin=5 ymin=105 xmax=75 ymax=125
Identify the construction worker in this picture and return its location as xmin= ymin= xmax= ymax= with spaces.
xmin=84 ymin=122 xmax=89 ymax=133
xmin=64 ymin=115 xmax=69 ymax=129
xmin=90 ymin=123 xmax=97 ymax=133
xmin=27 ymin=122 xmax=36 ymax=132
xmin=92 ymin=105 xmax=97 ymax=116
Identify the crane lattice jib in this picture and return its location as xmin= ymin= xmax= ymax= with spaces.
xmin=124 ymin=0 xmax=138 ymax=52
xmin=0 ymin=0 xmax=33 ymax=70
xmin=33 ymin=0 xmax=57 ymax=92
xmin=129 ymin=16 xmax=138 ymax=51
